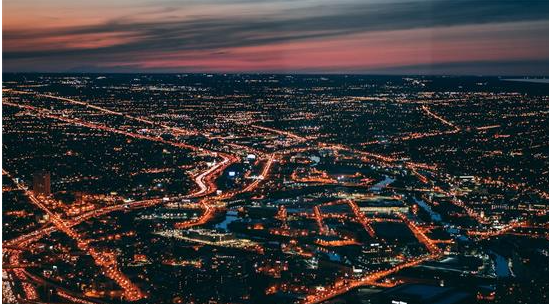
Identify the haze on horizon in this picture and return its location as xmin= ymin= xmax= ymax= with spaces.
xmin=3 ymin=0 xmax=549 ymax=75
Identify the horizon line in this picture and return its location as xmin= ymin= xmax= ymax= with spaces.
xmin=3 ymin=71 xmax=549 ymax=78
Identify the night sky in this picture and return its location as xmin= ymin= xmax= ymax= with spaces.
xmin=3 ymin=0 xmax=549 ymax=74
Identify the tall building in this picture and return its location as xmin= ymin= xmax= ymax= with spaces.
xmin=33 ymin=171 xmax=51 ymax=196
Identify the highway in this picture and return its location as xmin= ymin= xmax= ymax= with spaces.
xmin=1 ymin=97 xmax=240 ymax=302
xmin=184 ymin=153 xmax=238 ymax=198
xmin=313 ymin=205 xmax=328 ymax=235
xmin=302 ymin=210 xmax=443 ymax=304
xmin=3 ymin=170 xmax=146 ymax=301
xmin=3 ymin=92 xmax=264 ymax=301
xmin=239 ymin=153 xmax=276 ymax=194
xmin=302 ymin=253 xmax=438 ymax=304
xmin=5 ymin=90 xmax=542 ymax=304
xmin=346 ymin=200 xmax=376 ymax=238
xmin=421 ymin=105 xmax=460 ymax=132
xmin=174 ymin=154 xmax=275 ymax=229
xmin=303 ymin=214 xmax=443 ymax=304
xmin=6 ymin=89 xmax=196 ymax=136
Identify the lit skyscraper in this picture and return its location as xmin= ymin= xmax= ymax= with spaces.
xmin=32 ymin=171 xmax=51 ymax=196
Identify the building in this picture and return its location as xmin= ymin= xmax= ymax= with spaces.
xmin=184 ymin=229 xmax=236 ymax=243
xmin=33 ymin=171 xmax=51 ymax=196
xmin=358 ymin=199 xmax=409 ymax=214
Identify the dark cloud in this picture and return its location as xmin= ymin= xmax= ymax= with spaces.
xmin=3 ymin=0 xmax=549 ymax=72
xmin=335 ymin=59 xmax=549 ymax=76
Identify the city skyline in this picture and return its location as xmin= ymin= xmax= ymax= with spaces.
xmin=3 ymin=73 xmax=548 ymax=304
xmin=3 ymin=0 xmax=549 ymax=74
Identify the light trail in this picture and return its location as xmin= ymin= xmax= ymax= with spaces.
xmin=421 ymin=105 xmax=460 ymax=132
xmin=346 ymin=200 xmax=376 ymax=238
xmin=174 ymin=153 xmax=276 ymax=229
xmin=467 ymin=221 xmax=531 ymax=240
xmin=399 ymin=129 xmax=460 ymax=141
xmin=302 ymin=211 xmax=443 ymax=304
xmin=184 ymin=154 xmax=235 ymax=198
xmin=3 ymin=100 xmax=238 ymax=201
xmin=3 ymin=99 xmax=244 ymax=302
xmin=239 ymin=153 xmax=276 ymax=194
xmin=411 ymin=169 xmax=430 ymax=184
xmin=251 ymin=124 xmax=308 ymax=141
xmin=315 ymin=239 xmax=360 ymax=247
xmin=4 ymin=101 xmax=200 ymax=151
xmin=7 ymin=89 xmax=196 ymax=136
xmin=313 ymin=205 xmax=328 ymax=235
xmin=303 ymin=253 xmax=439 ymax=304
xmin=3 ymin=170 xmax=146 ymax=301
xmin=174 ymin=199 xmax=217 ymax=229
xmin=396 ymin=213 xmax=441 ymax=255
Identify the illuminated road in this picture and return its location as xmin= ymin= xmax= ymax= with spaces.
xmin=421 ymin=105 xmax=460 ymax=132
xmin=467 ymin=220 xmax=531 ymax=240
xmin=252 ymin=124 xmax=397 ymax=164
xmin=3 ymin=149 xmax=234 ymax=302
xmin=3 ymin=101 xmax=201 ymax=152
xmin=174 ymin=199 xmax=217 ymax=229
xmin=396 ymin=213 xmax=441 ymax=255
xmin=303 ymin=253 xmax=438 ymax=304
xmin=302 ymin=211 xmax=443 ymax=304
xmin=3 ymin=170 xmax=146 ymax=301
xmin=174 ymin=153 xmax=276 ymax=229
xmin=239 ymin=153 xmax=276 ymax=194
xmin=2 ymin=194 xmax=168 ymax=303
xmin=3 ymin=98 xmax=244 ymax=302
xmin=3 ymin=100 xmax=238 ymax=200
xmin=4 ymin=89 xmax=544 ymax=304
xmin=303 ymin=211 xmax=443 ymax=304
xmin=174 ymin=154 xmax=275 ymax=229
xmin=185 ymin=153 xmax=238 ymax=198
xmin=251 ymin=124 xmax=308 ymax=141
xmin=345 ymin=200 xmax=376 ymax=238
xmin=6 ymin=89 xmax=196 ymax=136
xmin=313 ymin=205 xmax=328 ymax=235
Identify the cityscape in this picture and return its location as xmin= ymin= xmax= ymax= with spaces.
xmin=2 ymin=0 xmax=549 ymax=303
xmin=2 ymin=74 xmax=548 ymax=304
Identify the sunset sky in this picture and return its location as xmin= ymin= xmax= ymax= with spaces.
xmin=3 ymin=0 xmax=549 ymax=74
